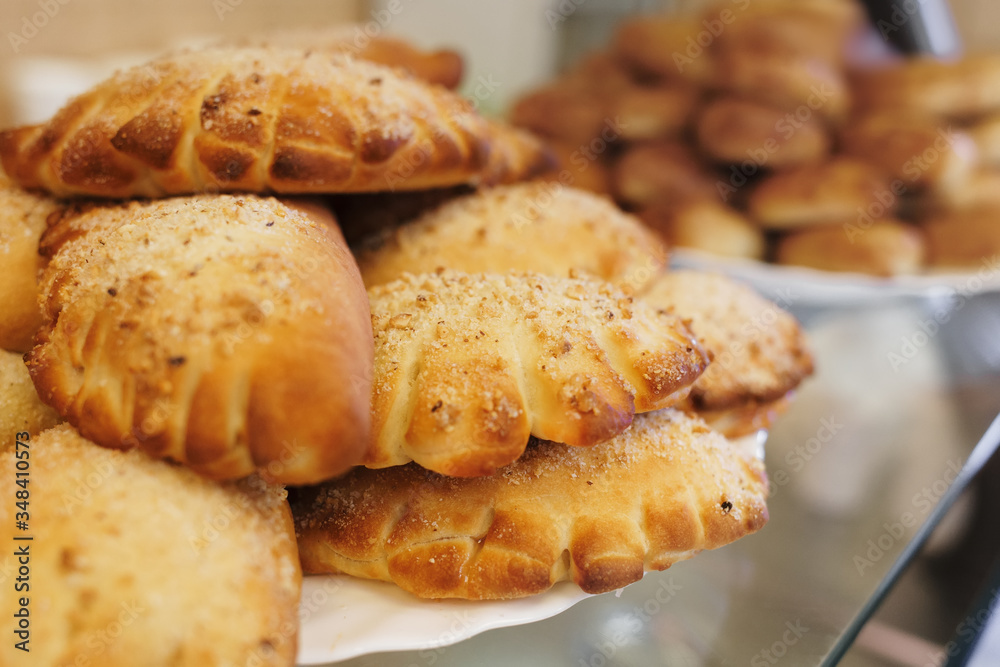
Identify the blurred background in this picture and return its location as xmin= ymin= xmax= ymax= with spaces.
xmin=3 ymin=0 xmax=1000 ymax=125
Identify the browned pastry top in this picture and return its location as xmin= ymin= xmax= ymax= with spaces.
xmin=642 ymin=270 xmax=814 ymax=410
xmin=27 ymin=194 xmax=373 ymax=484
xmin=293 ymin=408 xmax=768 ymax=600
xmin=357 ymin=182 xmax=668 ymax=291
xmin=366 ymin=270 xmax=709 ymax=476
xmin=0 ymin=47 xmax=540 ymax=198
xmin=0 ymin=424 xmax=301 ymax=666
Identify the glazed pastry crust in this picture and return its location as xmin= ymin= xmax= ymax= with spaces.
xmin=27 ymin=195 xmax=373 ymax=484
xmin=356 ymin=183 xmax=668 ymax=292
xmin=0 ymin=48 xmax=529 ymax=198
xmin=0 ymin=424 xmax=301 ymax=667
xmin=0 ymin=180 xmax=62 ymax=352
xmin=641 ymin=271 xmax=813 ymax=410
xmin=293 ymin=409 xmax=768 ymax=600
xmin=366 ymin=271 xmax=709 ymax=476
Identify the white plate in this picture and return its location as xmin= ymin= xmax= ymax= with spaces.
xmin=670 ymin=249 xmax=1000 ymax=305
xmin=295 ymin=430 xmax=768 ymax=665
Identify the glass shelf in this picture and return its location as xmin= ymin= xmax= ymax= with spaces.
xmin=307 ymin=293 xmax=1000 ymax=667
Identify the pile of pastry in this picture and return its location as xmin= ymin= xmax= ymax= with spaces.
xmin=514 ymin=0 xmax=1000 ymax=277
xmin=0 ymin=31 xmax=811 ymax=667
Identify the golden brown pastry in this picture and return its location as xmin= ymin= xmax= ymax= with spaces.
xmin=613 ymin=141 xmax=721 ymax=208
xmin=852 ymin=55 xmax=1000 ymax=119
xmin=714 ymin=0 xmax=862 ymax=64
xmin=840 ymin=111 xmax=978 ymax=192
xmin=0 ymin=47 xmax=529 ymax=198
xmin=696 ymin=96 xmax=831 ymax=168
xmin=711 ymin=53 xmax=849 ymax=122
xmin=0 ymin=424 xmax=301 ymax=666
xmin=969 ymin=113 xmax=1000 ymax=168
xmin=28 ymin=195 xmax=372 ymax=484
xmin=480 ymin=119 xmax=557 ymax=187
xmin=640 ymin=200 xmax=766 ymax=261
xmin=612 ymin=83 xmax=701 ymax=141
xmin=366 ymin=271 xmax=709 ymax=476
xmin=747 ymin=158 xmax=892 ymax=229
xmin=0 ymin=180 xmax=61 ymax=352
xmin=922 ymin=207 xmax=1000 ymax=269
xmin=236 ymin=26 xmax=464 ymax=89
xmin=919 ymin=169 xmax=1000 ymax=212
xmin=697 ymin=396 xmax=792 ymax=439
xmin=0 ymin=349 xmax=60 ymax=448
xmin=776 ymin=219 xmax=925 ymax=276
xmin=293 ymin=408 xmax=768 ymax=600
xmin=509 ymin=82 xmax=609 ymax=145
xmin=536 ymin=140 xmax=611 ymax=195
xmin=356 ymin=183 xmax=668 ymax=291
xmin=612 ymin=16 xmax=716 ymax=84
xmin=641 ymin=271 xmax=814 ymax=410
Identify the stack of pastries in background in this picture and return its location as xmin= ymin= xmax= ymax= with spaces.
xmin=513 ymin=0 xmax=1000 ymax=277
xmin=0 ymin=26 xmax=812 ymax=667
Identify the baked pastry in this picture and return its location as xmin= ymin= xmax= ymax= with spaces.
xmin=852 ymin=55 xmax=1000 ymax=119
xmin=612 ymin=16 xmax=716 ymax=84
xmin=840 ymin=112 xmax=978 ymax=192
xmin=366 ymin=271 xmax=709 ymax=476
xmin=235 ymin=27 xmax=464 ymax=89
xmin=612 ymin=83 xmax=701 ymax=141
xmin=714 ymin=0 xmax=862 ymax=64
xmin=0 ymin=47 xmax=533 ymax=198
xmin=0 ymin=424 xmax=301 ymax=666
xmin=328 ymin=185 xmax=473 ymax=245
xmin=0 ymin=349 xmax=60 ymax=446
xmin=696 ymin=96 xmax=830 ymax=168
xmin=536 ymin=140 xmax=611 ymax=195
xmin=712 ymin=53 xmax=849 ymax=121
xmin=509 ymin=82 xmax=609 ymax=145
xmin=480 ymin=119 xmax=556 ymax=187
xmin=922 ymin=207 xmax=1000 ymax=269
xmin=292 ymin=408 xmax=769 ymax=600
xmin=27 ymin=195 xmax=372 ymax=484
xmin=640 ymin=200 xmax=765 ymax=261
xmin=969 ymin=114 xmax=1000 ymax=168
xmin=919 ymin=169 xmax=1000 ymax=212
xmin=747 ymin=158 xmax=892 ymax=229
xmin=641 ymin=271 xmax=814 ymax=411
xmin=613 ymin=141 xmax=721 ymax=208
xmin=0 ymin=180 xmax=62 ymax=352
xmin=356 ymin=183 xmax=668 ymax=292
xmin=696 ymin=396 xmax=792 ymax=439
xmin=776 ymin=219 xmax=925 ymax=276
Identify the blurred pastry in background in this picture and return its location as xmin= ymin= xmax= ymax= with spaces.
xmin=356 ymin=183 xmax=666 ymax=292
xmin=641 ymin=199 xmax=765 ymax=261
xmin=0 ymin=179 xmax=62 ymax=353
xmin=840 ymin=111 xmax=979 ymax=193
xmin=695 ymin=96 xmax=831 ymax=168
xmin=776 ymin=219 xmax=925 ymax=276
xmin=234 ymin=27 xmax=464 ymax=89
xmin=921 ymin=207 xmax=1000 ymax=269
xmin=29 ymin=195 xmax=373 ymax=485
xmin=613 ymin=141 xmax=721 ymax=208
xmin=0 ymin=47 xmax=543 ymax=198
xmin=293 ymin=409 xmax=768 ymax=600
xmin=747 ymin=158 xmax=892 ymax=229
xmin=641 ymin=270 xmax=814 ymax=437
xmin=0 ymin=424 xmax=301 ymax=667
xmin=968 ymin=113 xmax=1000 ymax=168
xmin=535 ymin=141 xmax=611 ymax=194
xmin=0 ymin=349 xmax=61 ymax=444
